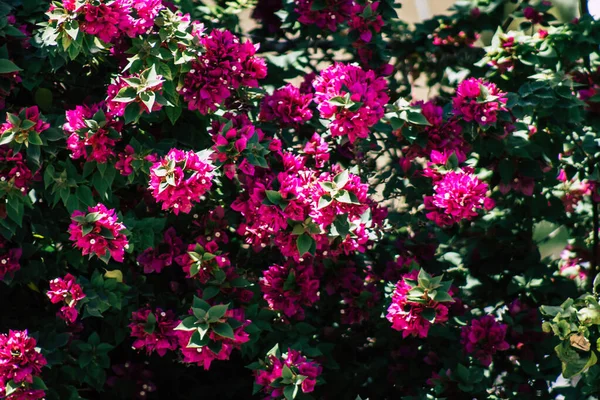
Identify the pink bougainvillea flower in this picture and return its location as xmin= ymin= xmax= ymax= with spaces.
xmin=386 ymin=270 xmax=451 ymax=338
xmin=180 ymin=29 xmax=267 ymax=114
xmin=452 ymin=77 xmax=507 ymax=126
xmin=47 ymin=273 xmax=86 ymax=324
xmin=461 ymin=315 xmax=509 ymax=366
xmin=313 ymin=62 xmax=389 ymax=143
xmin=259 ymin=262 xmax=320 ymax=320
xmin=148 ymin=148 xmax=215 ymax=214
xmin=424 ymin=168 xmax=494 ymax=227
xmin=259 ymin=84 xmax=313 ymax=126
xmin=176 ymin=308 xmax=250 ymax=370
xmin=129 ymin=307 xmax=180 ymax=356
xmin=68 ymin=203 xmax=129 ymax=263
xmin=0 ymin=330 xmax=47 ymax=386
xmin=254 ymin=348 xmax=322 ymax=397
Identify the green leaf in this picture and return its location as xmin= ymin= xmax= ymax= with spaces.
xmin=433 ymin=291 xmax=455 ymax=303
xmin=310 ymin=0 xmax=326 ymax=11
xmin=331 ymin=214 xmax=350 ymax=237
xmin=417 ymin=269 xmax=431 ymax=287
xmin=28 ymin=131 xmax=43 ymax=145
xmin=283 ymin=270 xmax=296 ymax=291
xmin=406 ymin=110 xmax=431 ymax=126
xmin=186 ymin=329 xmax=207 ymax=348
xmin=335 ymin=190 xmax=360 ymax=204
xmin=113 ymin=86 xmax=137 ymax=103
xmin=64 ymin=20 xmax=79 ymax=40
xmin=207 ymin=339 xmax=223 ymax=355
xmin=559 ymin=343 xmax=598 ymax=378
xmin=5 ymin=380 xmax=19 ymax=396
xmin=31 ymin=376 xmax=48 ymax=391
xmin=202 ymin=286 xmax=220 ymax=300
xmin=317 ymin=195 xmax=333 ymax=209
xmin=139 ymin=91 xmax=156 ymax=112
xmin=192 ymin=296 xmax=211 ymax=311
xmin=230 ymin=277 xmax=251 ymax=288
xmin=0 ymin=59 xmax=21 ymax=73
xmin=165 ymin=106 xmax=182 ymax=125
xmin=281 ymin=364 xmax=294 ymax=380
xmin=43 ymin=127 xmax=63 ymax=141
xmin=333 ymin=170 xmax=350 ymax=188
xmin=189 ymin=261 xmax=200 ymax=277
xmin=296 ymin=233 xmax=313 ymax=256
xmin=196 ymin=322 xmax=210 ymax=340
xmin=144 ymin=312 xmax=156 ymax=334
xmin=77 ymin=186 xmax=95 ymax=207
xmin=455 ymin=363 xmax=470 ymax=382
xmin=34 ymin=88 xmax=53 ymax=111
xmin=267 ymin=343 xmax=280 ymax=358
xmin=212 ymin=322 xmax=235 ymax=339
xmin=265 ymin=190 xmax=283 ymax=205
xmin=124 ymin=102 xmax=141 ymax=124
xmin=0 ymin=132 xmax=15 ymax=145
xmin=283 ymin=385 xmax=298 ymax=400
xmin=175 ymin=316 xmax=197 ymax=331
xmin=420 ymin=308 xmax=436 ymax=323
xmin=207 ymin=304 xmax=229 ymax=322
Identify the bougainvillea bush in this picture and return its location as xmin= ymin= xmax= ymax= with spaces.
xmin=2 ymin=0 xmax=600 ymax=398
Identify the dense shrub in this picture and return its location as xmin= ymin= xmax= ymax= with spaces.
xmin=1 ymin=0 xmax=600 ymax=398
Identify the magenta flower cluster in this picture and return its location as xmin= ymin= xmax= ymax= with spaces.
xmin=106 ymin=74 xmax=164 ymax=116
xmin=148 ymin=148 xmax=215 ymax=215
xmin=64 ymin=104 xmax=123 ymax=163
xmin=231 ymin=156 xmax=386 ymax=260
xmin=0 ymin=330 xmax=47 ymax=399
xmin=0 ymin=149 xmax=33 ymax=194
xmin=259 ymin=84 xmax=313 ymax=126
xmin=461 ymin=315 xmax=509 ymax=366
xmin=0 ymin=238 xmax=21 ymax=281
xmin=401 ymin=101 xmax=469 ymax=165
xmin=176 ymin=308 xmax=250 ymax=370
xmin=349 ymin=2 xmax=384 ymax=42
xmin=386 ymin=270 xmax=450 ymax=338
xmin=129 ymin=307 xmax=180 ymax=356
xmin=423 ymin=168 xmax=495 ymax=227
xmin=295 ymin=0 xmax=355 ymax=31
xmin=0 ymin=106 xmax=49 ymax=143
xmin=180 ymin=29 xmax=267 ymax=114
xmin=179 ymin=240 xmax=231 ymax=283
xmin=137 ymin=227 xmax=185 ymax=274
xmin=302 ymin=132 xmax=330 ymax=168
xmin=313 ymin=63 xmax=389 ymax=143
xmin=68 ymin=203 xmax=129 ymax=263
xmin=259 ymin=262 xmax=320 ymax=320
xmin=254 ymin=349 xmax=322 ymax=397
xmin=46 ymin=273 xmax=86 ymax=324
xmin=211 ymin=113 xmax=280 ymax=179
xmin=51 ymin=0 xmax=165 ymax=44
xmin=0 ymin=107 xmax=48 ymax=196
xmin=452 ymin=77 xmax=507 ymax=126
